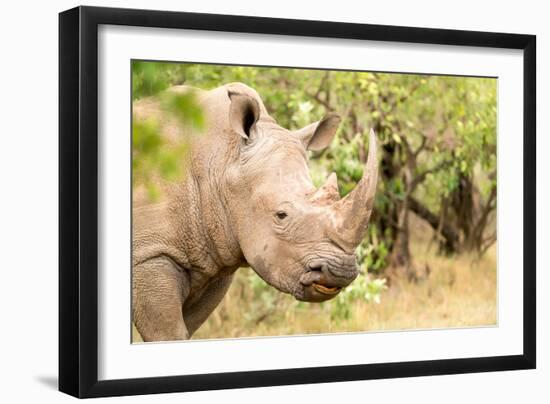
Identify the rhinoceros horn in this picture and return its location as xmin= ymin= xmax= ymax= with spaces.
xmin=310 ymin=172 xmax=340 ymax=204
xmin=327 ymin=128 xmax=379 ymax=252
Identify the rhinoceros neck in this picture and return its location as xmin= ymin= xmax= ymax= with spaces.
xmin=179 ymin=171 xmax=244 ymax=272
xmin=133 ymin=174 xmax=243 ymax=282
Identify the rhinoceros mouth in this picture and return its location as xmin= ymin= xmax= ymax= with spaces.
xmin=312 ymin=283 xmax=341 ymax=295
xmin=299 ymin=282 xmax=342 ymax=302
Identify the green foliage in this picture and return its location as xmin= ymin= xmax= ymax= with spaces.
xmin=242 ymin=269 xmax=281 ymax=324
xmin=132 ymin=61 xmax=187 ymax=100
xmin=161 ymin=91 xmax=205 ymax=130
xmin=132 ymin=118 xmax=190 ymax=199
xmin=132 ymin=62 xmax=206 ymax=195
xmin=328 ymin=234 xmax=389 ymax=321
xmin=359 ymin=226 xmax=390 ymax=273
xmin=330 ymin=275 xmax=388 ymax=321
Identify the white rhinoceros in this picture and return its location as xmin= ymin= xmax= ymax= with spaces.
xmin=132 ymin=82 xmax=378 ymax=341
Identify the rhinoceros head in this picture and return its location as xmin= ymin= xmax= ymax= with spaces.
xmin=222 ymin=85 xmax=378 ymax=303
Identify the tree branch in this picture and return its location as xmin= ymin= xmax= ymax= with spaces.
xmin=414 ymin=135 xmax=428 ymax=157
xmin=307 ymin=91 xmax=333 ymax=111
xmin=472 ymin=184 xmax=497 ymax=245
xmin=480 ymin=229 xmax=497 ymax=256
xmin=307 ymin=71 xmax=334 ymax=111
xmin=408 ymin=196 xmax=460 ymax=253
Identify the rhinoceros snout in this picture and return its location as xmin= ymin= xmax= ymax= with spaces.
xmin=298 ymin=255 xmax=358 ymax=302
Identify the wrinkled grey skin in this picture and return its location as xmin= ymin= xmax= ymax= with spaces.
xmin=133 ymin=83 xmax=378 ymax=341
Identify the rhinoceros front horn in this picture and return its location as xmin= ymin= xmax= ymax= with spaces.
xmin=329 ymin=129 xmax=379 ymax=252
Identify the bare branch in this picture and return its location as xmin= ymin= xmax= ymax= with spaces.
xmin=307 ymin=71 xmax=334 ymax=111
xmin=479 ymin=229 xmax=497 ymax=256
xmin=414 ymin=135 xmax=428 ymax=157
xmin=471 ymin=184 xmax=497 ymax=248
xmin=307 ymin=90 xmax=334 ymax=111
xmin=315 ymin=71 xmax=329 ymax=99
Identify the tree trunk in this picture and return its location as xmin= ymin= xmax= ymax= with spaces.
xmin=388 ymin=200 xmax=415 ymax=280
xmin=446 ymin=173 xmax=496 ymax=254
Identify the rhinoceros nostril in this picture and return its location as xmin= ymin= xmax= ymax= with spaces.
xmin=308 ymin=262 xmax=331 ymax=277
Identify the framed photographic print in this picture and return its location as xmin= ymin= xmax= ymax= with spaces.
xmin=59 ymin=5 xmax=536 ymax=398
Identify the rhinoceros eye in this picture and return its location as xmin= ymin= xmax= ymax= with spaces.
xmin=276 ymin=211 xmax=288 ymax=220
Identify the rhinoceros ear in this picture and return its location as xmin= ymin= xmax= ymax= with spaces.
xmin=228 ymin=91 xmax=260 ymax=141
xmin=294 ymin=113 xmax=341 ymax=151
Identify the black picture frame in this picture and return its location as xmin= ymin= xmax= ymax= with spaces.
xmin=59 ymin=5 xmax=536 ymax=398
